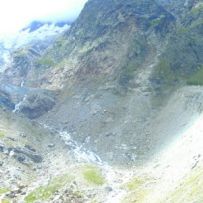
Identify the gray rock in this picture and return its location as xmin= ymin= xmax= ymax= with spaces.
xmin=13 ymin=147 xmax=43 ymax=163
xmin=24 ymin=145 xmax=36 ymax=152
xmin=19 ymin=133 xmax=26 ymax=138
xmin=0 ymin=143 xmax=4 ymax=152
xmin=16 ymin=92 xmax=56 ymax=119
xmin=105 ymin=186 xmax=113 ymax=192
xmin=17 ymin=156 xmax=26 ymax=163
xmin=48 ymin=143 xmax=55 ymax=148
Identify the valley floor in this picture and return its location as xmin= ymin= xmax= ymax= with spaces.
xmin=1 ymin=86 xmax=203 ymax=203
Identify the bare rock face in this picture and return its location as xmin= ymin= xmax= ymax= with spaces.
xmin=15 ymin=92 xmax=56 ymax=119
xmin=0 ymin=143 xmax=43 ymax=163
xmin=0 ymin=91 xmax=15 ymax=109
xmin=0 ymin=83 xmax=56 ymax=118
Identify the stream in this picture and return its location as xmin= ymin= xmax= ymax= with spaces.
xmin=40 ymin=123 xmax=130 ymax=203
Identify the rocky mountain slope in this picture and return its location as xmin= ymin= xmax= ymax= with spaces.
xmin=0 ymin=0 xmax=203 ymax=202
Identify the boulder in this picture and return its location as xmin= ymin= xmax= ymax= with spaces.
xmin=16 ymin=92 xmax=56 ymax=119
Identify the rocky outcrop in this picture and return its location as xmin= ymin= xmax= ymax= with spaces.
xmin=14 ymin=92 xmax=56 ymax=119
xmin=0 ymin=83 xmax=56 ymax=118
xmin=0 ymin=143 xmax=43 ymax=163
xmin=0 ymin=91 xmax=14 ymax=109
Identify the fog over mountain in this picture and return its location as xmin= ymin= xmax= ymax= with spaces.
xmin=0 ymin=0 xmax=87 ymax=35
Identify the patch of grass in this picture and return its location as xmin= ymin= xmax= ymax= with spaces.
xmin=1 ymin=199 xmax=11 ymax=203
xmin=0 ymin=188 xmax=9 ymax=195
xmin=119 ymin=63 xmax=137 ymax=86
xmin=150 ymin=15 xmax=165 ymax=27
xmin=36 ymin=56 xmax=55 ymax=68
xmin=0 ymin=130 xmax=5 ymax=139
xmin=190 ymin=18 xmax=203 ymax=30
xmin=83 ymin=166 xmax=105 ymax=186
xmin=122 ymin=189 xmax=150 ymax=203
xmin=122 ymin=176 xmax=154 ymax=203
xmin=25 ymin=174 xmax=72 ymax=203
xmin=125 ymin=177 xmax=149 ymax=191
xmin=155 ymin=59 xmax=177 ymax=84
xmin=191 ymin=3 xmax=203 ymax=15
xmin=187 ymin=65 xmax=203 ymax=85
xmin=163 ymin=167 xmax=203 ymax=203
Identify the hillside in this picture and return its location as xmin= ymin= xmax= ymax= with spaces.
xmin=0 ymin=0 xmax=203 ymax=202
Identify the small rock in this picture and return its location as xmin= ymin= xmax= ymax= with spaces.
xmin=105 ymin=186 xmax=113 ymax=192
xmin=17 ymin=156 xmax=26 ymax=163
xmin=25 ymin=145 xmax=36 ymax=152
xmin=18 ymin=185 xmax=27 ymax=190
xmin=20 ymin=133 xmax=26 ymax=138
xmin=7 ymin=137 xmax=16 ymax=141
xmin=48 ymin=144 xmax=55 ymax=148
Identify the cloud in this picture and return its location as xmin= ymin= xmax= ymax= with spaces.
xmin=0 ymin=0 xmax=87 ymax=35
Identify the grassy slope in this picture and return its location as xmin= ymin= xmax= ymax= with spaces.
xmin=152 ymin=4 xmax=203 ymax=89
xmin=165 ymin=167 xmax=203 ymax=203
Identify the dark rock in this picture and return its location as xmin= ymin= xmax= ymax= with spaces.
xmin=24 ymin=145 xmax=36 ymax=152
xmin=20 ymin=133 xmax=26 ymax=138
xmin=0 ymin=90 xmax=15 ymax=110
xmin=1 ymin=146 xmax=43 ymax=163
xmin=7 ymin=137 xmax=16 ymax=141
xmin=0 ymin=143 xmax=5 ymax=152
xmin=18 ymin=185 xmax=27 ymax=190
xmin=105 ymin=186 xmax=113 ymax=192
xmin=17 ymin=156 xmax=26 ymax=163
xmin=48 ymin=143 xmax=55 ymax=148
xmin=17 ymin=92 xmax=56 ymax=119
xmin=14 ymin=147 xmax=43 ymax=163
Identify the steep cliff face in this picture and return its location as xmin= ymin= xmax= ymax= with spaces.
xmin=5 ymin=0 xmax=202 ymax=91
xmin=32 ymin=0 xmax=177 ymax=164
xmin=152 ymin=0 xmax=203 ymax=90
xmin=2 ymin=0 xmax=175 ymax=88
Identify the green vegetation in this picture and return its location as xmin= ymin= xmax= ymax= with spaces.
xmin=36 ymin=56 xmax=55 ymax=68
xmin=54 ymin=37 xmax=69 ymax=52
xmin=119 ymin=63 xmax=137 ymax=86
xmin=125 ymin=177 xmax=150 ymax=191
xmin=0 ymin=188 xmax=9 ymax=195
xmin=83 ymin=165 xmax=105 ymax=185
xmin=25 ymin=174 xmax=72 ymax=203
xmin=1 ymin=199 xmax=11 ymax=203
xmin=122 ymin=176 xmax=153 ymax=203
xmin=119 ymin=35 xmax=147 ymax=87
xmin=187 ymin=65 xmax=203 ymax=85
xmin=122 ymin=190 xmax=149 ymax=203
xmin=191 ymin=3 xmax=203 ymax=15
xmin=163 ymin=167 xmax=203 ymax=203
xmin=150 ymin=15 xmax=165 ymax=27
xmin=155 ymin=59 xmax=177 ymax=84
xmin=152 ymin=4 xmax=203 ymax=90
xmin=0 ymin=130 xmax=5 ymax=139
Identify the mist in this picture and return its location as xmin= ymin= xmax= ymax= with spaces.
xmin=0 ymin=0 xmax=88 ymax=35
